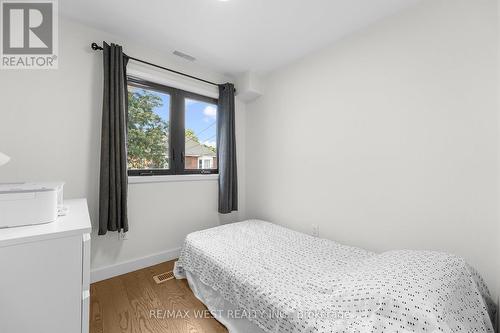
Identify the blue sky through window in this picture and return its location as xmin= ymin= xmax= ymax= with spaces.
xmin=153 ymin=93 xmax=170 ymax=122
xmin=185 ymin=99 xmax=217 ymax=148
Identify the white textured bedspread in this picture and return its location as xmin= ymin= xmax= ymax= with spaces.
xmin=174 ymin=220 xmax=495 ymax=333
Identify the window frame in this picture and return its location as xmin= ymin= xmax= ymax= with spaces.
xmin=127 ymin=76 xmax=219 ymax=177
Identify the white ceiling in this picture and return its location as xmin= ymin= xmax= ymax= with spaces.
xmin=60 ymin=0 xmax=420 ymax=76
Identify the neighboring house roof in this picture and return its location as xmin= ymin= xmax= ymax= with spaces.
xmin=185 ymin=139 xmax=216 ymax=157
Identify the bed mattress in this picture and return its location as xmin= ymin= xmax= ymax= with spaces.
xmin=174 ymin=220 xmax=495 ymax=333
xmin=185 ymin=270 xmax=267 ymax=333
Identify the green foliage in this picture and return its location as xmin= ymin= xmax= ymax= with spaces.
xmin=127 ymin=89 xmax=169 ymax=169
xmin=185 ymin=129 xmax=199 ymax=143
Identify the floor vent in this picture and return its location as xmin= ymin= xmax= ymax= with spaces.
xmin=153 ymin=271 xmax=175 ymax=284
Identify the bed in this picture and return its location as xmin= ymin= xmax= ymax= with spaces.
xmin=174 ymin=220 xmax=496 ymax=333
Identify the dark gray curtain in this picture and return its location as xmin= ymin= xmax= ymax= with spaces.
xmin=217 ymin=83 xmax=238 ymax=214
xmin=98 ymin=42 xmax=129 ymax=235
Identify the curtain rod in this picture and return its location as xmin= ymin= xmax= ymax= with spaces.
xmin=91 ymin=42 xmax=220 ymax=87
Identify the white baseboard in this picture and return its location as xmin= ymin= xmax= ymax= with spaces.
xmin=90 ymin=247 xmax=181 ymax=283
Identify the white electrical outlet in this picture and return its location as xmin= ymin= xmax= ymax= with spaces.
xmin=312 ymin=224 xmax=319 ymax=237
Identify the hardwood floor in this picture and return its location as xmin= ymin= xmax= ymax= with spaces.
xmin=90 ymin=260 xmax=228 ymax=333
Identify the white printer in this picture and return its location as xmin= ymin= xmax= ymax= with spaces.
xmin=0 ymin=182 xmax=64 ymax=228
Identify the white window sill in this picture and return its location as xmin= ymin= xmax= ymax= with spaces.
xmin=128 ymin=174 xmax=219 ymax=184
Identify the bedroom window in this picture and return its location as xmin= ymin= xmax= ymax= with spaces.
xmin=127 ymin=77 xmax=218 ymax=176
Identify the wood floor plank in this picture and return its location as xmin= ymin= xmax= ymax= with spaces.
xmin=122 ymin=267 xmax=180 ymax=333
xmin=90 ymin=260 xmax=228 ymax=333
xmin=90 ymin=284 xmax=104 ymax=333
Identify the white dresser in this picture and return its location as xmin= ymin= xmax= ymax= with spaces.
xmin=0 ymin=199 xmax=92 ymax=333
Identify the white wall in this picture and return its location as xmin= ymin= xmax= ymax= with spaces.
xmin=0 ymin=0 xmax=497 ymax=300
xmin=0 ymin=18 xmax=246 ymax=276
xmin=246 ymin=0 xmax=499 ymax=296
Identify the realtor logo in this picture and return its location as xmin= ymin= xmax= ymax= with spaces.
xmin=1 ymin=0 xmax=58 ymax=69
